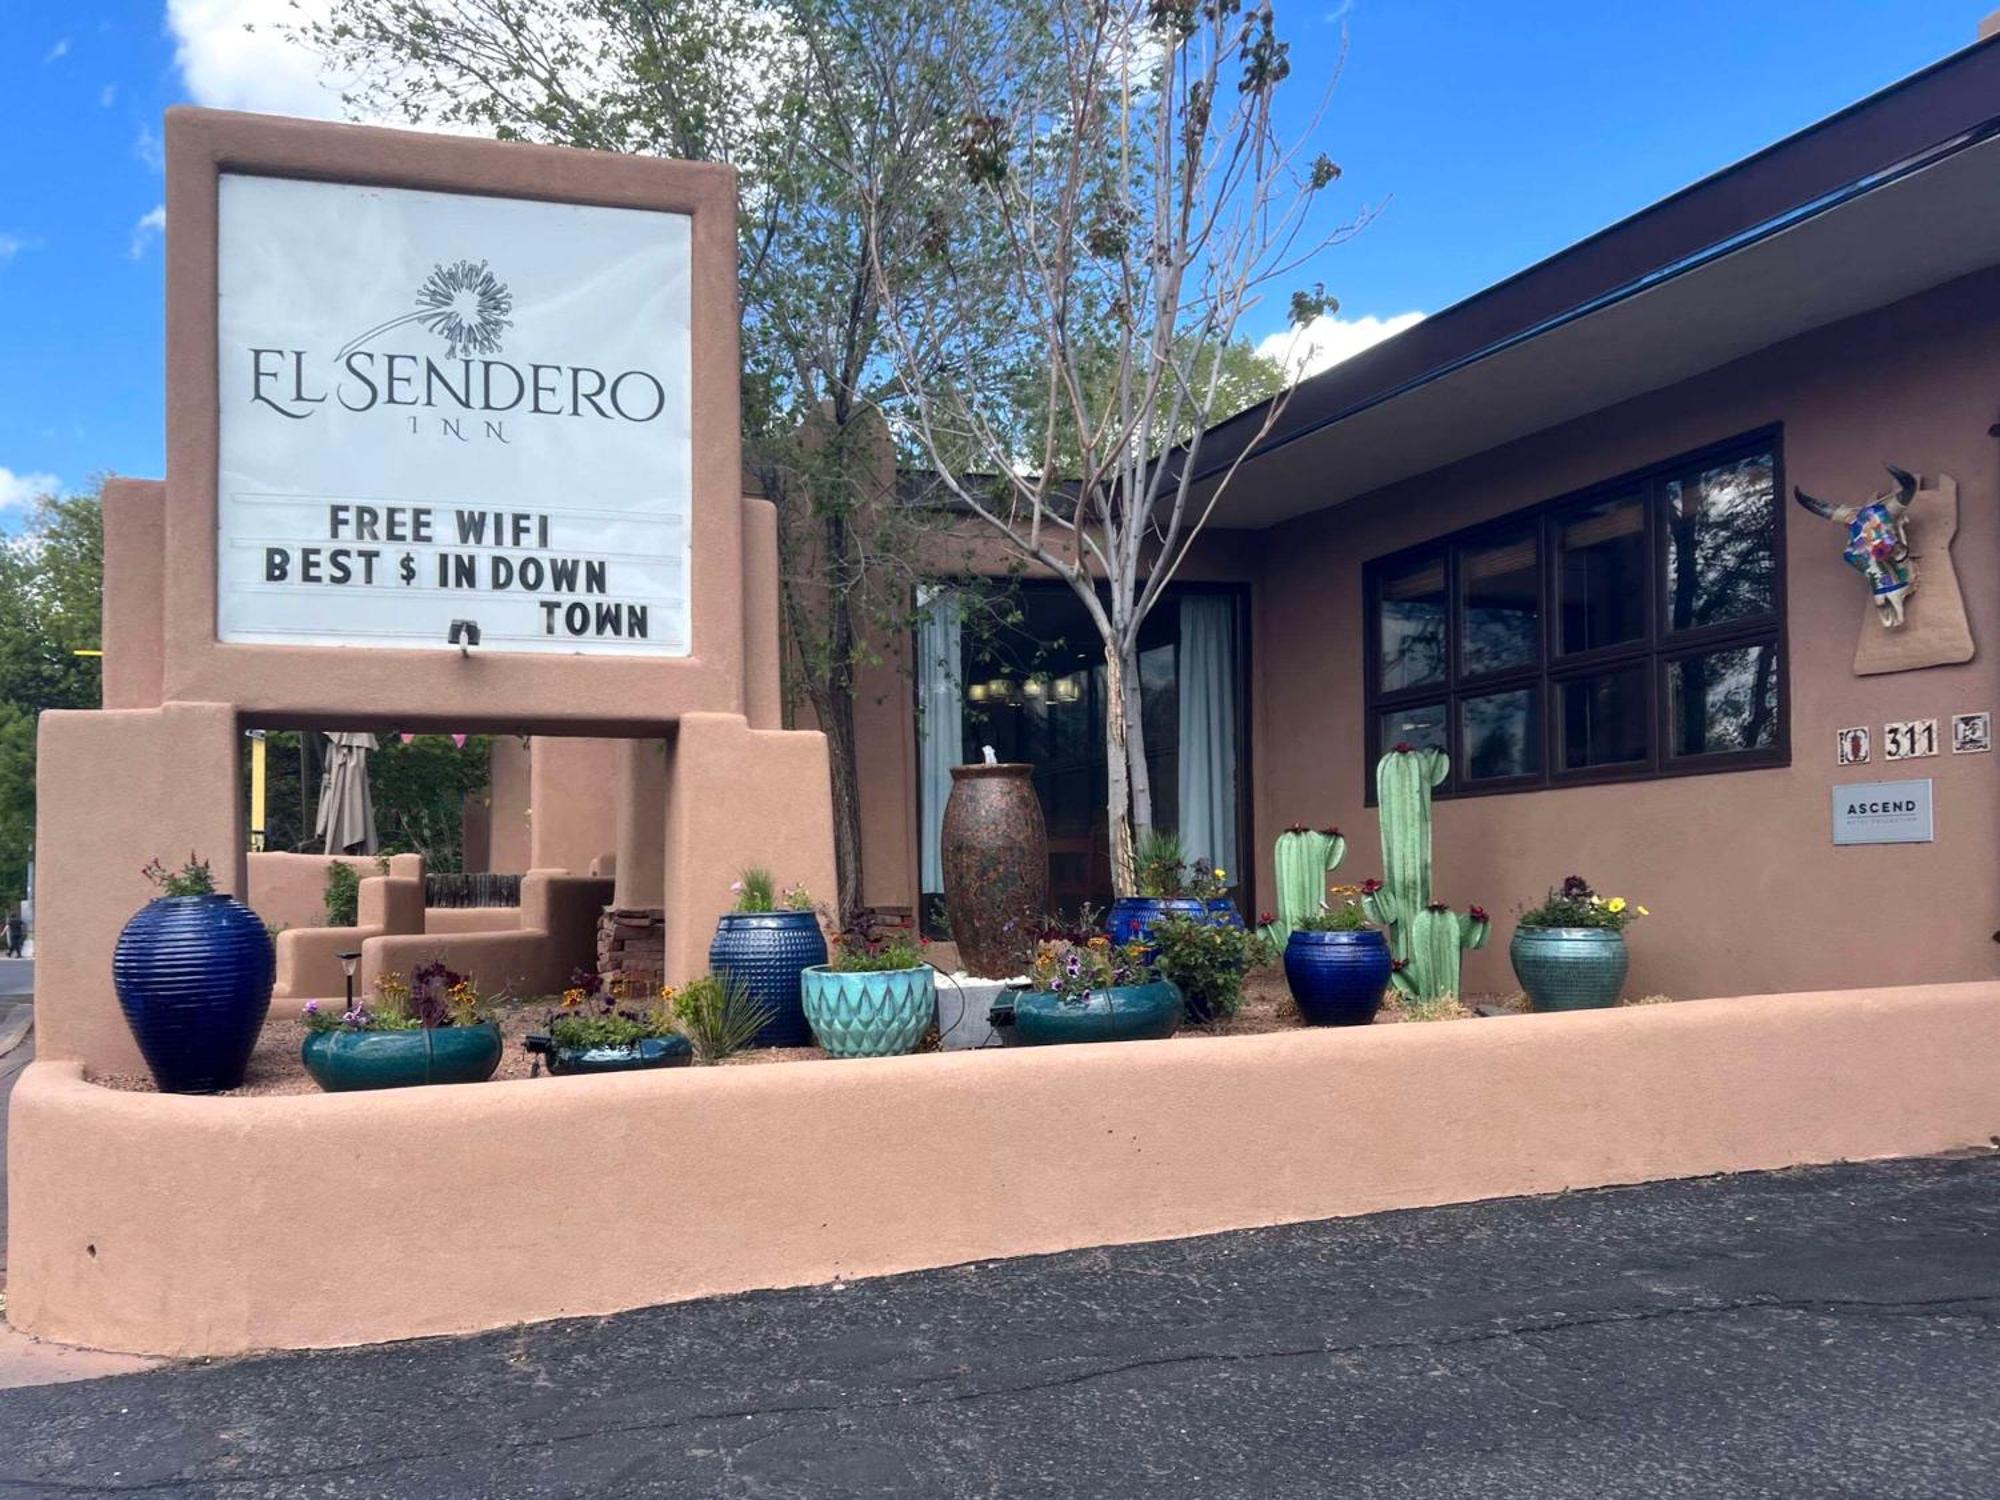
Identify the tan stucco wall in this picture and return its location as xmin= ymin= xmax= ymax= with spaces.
xmin=10 ymin=981 xmax=1998 ymax=1356
xmin=1254 ymin=266 xmax=2000 ymax=1000
xmin=246 ymin=851 xmax=423 ymax=933
xmin=527 ymin=737 xmax=620 ymax=875
xmin=479 ymin=736 xmax=533 ymax=874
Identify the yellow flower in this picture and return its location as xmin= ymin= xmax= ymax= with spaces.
xmin=657 ymin=984 xmax=679 ymax=1002
xmin=1607 ymin=897 xmax=1627 ymax=914
xmin=1213 ymin=868 xmax=1227 ymax=880
xmin=561 ymin=987 xmax=587 ymax=1009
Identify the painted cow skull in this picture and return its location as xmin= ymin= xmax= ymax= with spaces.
xmin=1793 ymin=465 xmax=1920 ymax=628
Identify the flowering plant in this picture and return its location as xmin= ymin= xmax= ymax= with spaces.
xmin=1027 ymin=934 xmax=1156 ymax=1004
xmin=1517 ymin=875 xmax=1649 ymax=932
xmin=1295 ymin=883 xmax=1373 ymax=932
xmin=730 ymin=867 xmax=816 ymax=913
xmin=547 ymin=967 xmax=679 ymax=1051
xmin=1150 ymin=916 xmax=1268 ymax=1019
xmin=302 ymin=961 xmax=489 ymax=1033
xmin=827 ymin=913 xmax=927 ymax=973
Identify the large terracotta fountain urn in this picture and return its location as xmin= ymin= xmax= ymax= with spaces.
xmin=941 ymin=763 xmax=1049 ymax=979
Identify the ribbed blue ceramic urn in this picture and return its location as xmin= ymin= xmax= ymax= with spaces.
xmin=112 ymin=893 xmax=274 ymax=1093
xmin=1283 ymin=928 xmax=1390 ymax=1026
xmin=1509 ymin=926 xmax=1628 ymax=1011
xmin=709 ymin=909 xmax=828 ymax=1048
xmin=801 ymin=964 xmax=936 ymax=1057
xmin=1012 ymin=979 xmax=1184 ymax=1045
xmin=1106 ymin=896 xmax=1208 ymax=947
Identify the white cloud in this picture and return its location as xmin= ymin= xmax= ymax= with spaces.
xmin=167 ymin=0 xmax=351 ymax=119
xmin=129 ymin=204 xmax=166 ymax=260
xmin=0 ymin=468 xmax=62 ymax=512
xmin=1257 ymin=310 xmax=1425 ymax=381
xmin=0 ymin=234 xmax=29 ymax=265
xmin=43 ymin=38 xmax=71 ymax=64
xmin=100 ymin=82 xmax=118 ymax=108
xmin=134 ymin=124 xmax=164 ymax=171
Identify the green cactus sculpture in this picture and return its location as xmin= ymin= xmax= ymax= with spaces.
xmin=1362 ymin=745 xmax=1490 ymax=1000
xmin=1261 ymin=826 xmax=1348 ymax=944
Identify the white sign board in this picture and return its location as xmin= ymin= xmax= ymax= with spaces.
xmin=216 ymin=174 xmax=692 ymax=655
xmin=1831 ymin=779 xmax=1934 ymax=846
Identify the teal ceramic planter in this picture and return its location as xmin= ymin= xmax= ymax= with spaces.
xmin=301 ymin=1022 xmax=503 ymax=1092
xmin=1510 ymin=926 xmax=1628 ymax=1011
xmin=800 ymin=965 xmax=936 ymax=1057
xmin=1012 ymin=980 xmax=1183 ymax=1046
xmin=522 ymin=1033 xmax=693 ymax=1075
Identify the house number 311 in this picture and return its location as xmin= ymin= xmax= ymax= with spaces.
xmin=1883 ymin=719 xmax=1938 ymax=760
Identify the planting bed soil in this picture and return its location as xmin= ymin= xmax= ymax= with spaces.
xmin=88 ymin=970 xmax=1543 ymax=1096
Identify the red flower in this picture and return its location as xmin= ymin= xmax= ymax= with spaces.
xmin=1360 ymin=878 xmax=1382 ymax=895
xmin=1390 ymin=958 xmax=1408 ymax=972
xmin=1391 ymin=742 xmax=1418 ymax=754
xmin=1257 ymin=911 xmax=1276 ymax=927
xmin=1318 ymin=826 xmax=1342 ymax=838
xmin=1469 ymin=905 xmax=1489 ymax=923
xmin=1427 ymin=901 xmax=1449 ymax=912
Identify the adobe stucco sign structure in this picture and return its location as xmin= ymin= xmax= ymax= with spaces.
xmin=10 ymin=109 xmax=839 ymax=1353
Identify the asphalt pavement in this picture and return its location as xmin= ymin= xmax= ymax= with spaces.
xmin=1 ymin=1152 xmax=1995 ymax=1497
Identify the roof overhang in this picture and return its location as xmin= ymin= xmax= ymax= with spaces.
xmin=1186 ymin=32 xmax=2000 ymax=529
xmin=1210 ymin=126 xmax=2000 ymax=527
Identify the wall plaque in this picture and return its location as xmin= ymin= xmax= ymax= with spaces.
xmin=1831 ymin=778 xmax=1934 ymax=846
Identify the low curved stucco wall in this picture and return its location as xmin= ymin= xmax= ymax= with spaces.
xmin=248 ymin=852 xmax=423 ymax=934
xmin=8 ymin=981 xmax=1998 ymax=1357
xmin=422 ymin=907 xmax=521 ymax=935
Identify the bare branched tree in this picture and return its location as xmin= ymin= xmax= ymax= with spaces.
xmin=858 ymin=0 xmax=1360 ymax=890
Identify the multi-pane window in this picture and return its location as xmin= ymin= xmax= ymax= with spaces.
xmin=1364 ymin=431 xmax=1786 ymax=797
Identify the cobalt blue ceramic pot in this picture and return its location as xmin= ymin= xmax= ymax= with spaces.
xmin=709 ymin=909 xmax=828 ymax=1048
xmin=1283 ymin=929 xmax=1391 ymax=1026
xmin=1107 ymin=896 xmax=1208 ymax=947
xmin=1510 ymin=926 xmax=1628 ymax=1011
xmin=1012 ymin=980 xmax=1184 ymax=1045
xmin=302 ymin=1022 xmax=503 ymax=1091
xmin=801 ymin=964 xmax=936 ymax=1057
xmin=1204 ymin=899 xmax=1246 ymax=930
xmin=112 ymin=893 xmax=274 ymax=1093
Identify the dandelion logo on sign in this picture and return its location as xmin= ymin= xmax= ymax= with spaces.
xmin=337 ymin=261 xmax=515 ymax=361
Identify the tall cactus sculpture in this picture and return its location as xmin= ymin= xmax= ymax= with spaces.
xmin=1362 ymin=746 xmax=1490 ymax=1001
xmin=1260 ymin=826 xmax=1348 ymax=943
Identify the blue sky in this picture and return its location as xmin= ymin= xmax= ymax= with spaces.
xmin=0 ymin=2 xmax=1990 ymax=523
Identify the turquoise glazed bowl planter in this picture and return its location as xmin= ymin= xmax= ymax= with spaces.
xmin=302 ymin=1022 xmax=503 ymax=1092
xmin=1510 ymin=926 xmax=1628 ymax=1011
xmin=1012 ymin=980 xmax=1183 ymax=1046
xmin=522 ymin=1034 xmax=693 ymax=1075
xmin=801 ymin=965 xmax=936 ymax=1058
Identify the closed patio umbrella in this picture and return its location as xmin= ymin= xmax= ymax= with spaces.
xmin=315 ymin=732 xmax=380 ymax=855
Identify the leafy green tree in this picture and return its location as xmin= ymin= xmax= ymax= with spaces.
xmin=298 ymin=0 xmax=995 ymax=921
xmin=0 ymin=489 xmax=104 ymax=911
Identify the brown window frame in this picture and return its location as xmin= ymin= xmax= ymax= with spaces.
xmin=1363 ymin=426 xmax=1790 ymax=802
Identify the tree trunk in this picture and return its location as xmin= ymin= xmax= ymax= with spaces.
xmin=822 ymin=679 xmax=866 ymax=926
xmin=1103 ymin=646 xmax=1137 ymax=895
xmin=1122 ymin=647 xmax=1152 ymax=835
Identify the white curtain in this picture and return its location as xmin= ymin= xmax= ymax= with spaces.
xmin=916 ymin=586 xmax=963 ymax=893
xmin=1176 ymin=594 xmax=1238 ymax=880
